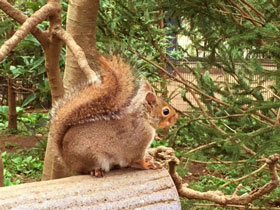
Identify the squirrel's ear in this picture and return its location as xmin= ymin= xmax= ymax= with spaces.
xmin=145 ymin=92 xmax=156 ymax=109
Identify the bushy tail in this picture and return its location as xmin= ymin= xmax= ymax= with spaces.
xmin=49 ymin=55 xmax=137 ymax=151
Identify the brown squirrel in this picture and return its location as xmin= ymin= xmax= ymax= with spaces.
xmin=49 ymin=55 xmax=178 ymax=176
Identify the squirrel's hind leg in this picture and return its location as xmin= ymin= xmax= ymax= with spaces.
xmin=89 ymin=155 xmax=111 ymax=177
xmin=90 ymin=168 xmax=105 ymax=177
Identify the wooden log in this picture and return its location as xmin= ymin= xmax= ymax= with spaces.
xmin=0 ymin=168 xmax=181 ymax=209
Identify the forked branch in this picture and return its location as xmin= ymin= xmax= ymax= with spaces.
xmin=0 ymin=0 xmax=48 ymax=47
xmin=149 ymin=146 xmax=279 ymax=206
xmin=0 ymin=2 xmax=60 ymax=62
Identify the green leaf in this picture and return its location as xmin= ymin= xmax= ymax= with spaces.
xmin=12 ymin=157 xmax=22 ymax=164
xmin=22 ymin=93 xmax=37 ymax=107
xmin=0 ymin=106 xmax=9 ymax=116
xmin=24 ymin=156 xmax=33 ymax=163
xmin=29 ymin=57 xmax=44 ymax=72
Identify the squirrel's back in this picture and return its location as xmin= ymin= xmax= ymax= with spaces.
xmin=49 ymin=56 xmax=138 ymax=150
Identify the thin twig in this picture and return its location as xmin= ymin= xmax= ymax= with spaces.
xmin=53 ymin=27 xmax=97 ymax=81
xmin=221 ymin=163 xmax=267 ymax=188
xmin=188 ymin=158 xmax=267 ymax=165
xmin=238 ymin=0 xmax=265 ymax=21
xmin=186 ymin=142 xmax=217 ymax=155
xmin=227 ymin=0 xmax=262 ymax=26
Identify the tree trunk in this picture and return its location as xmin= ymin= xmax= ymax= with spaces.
xmin=43 ymin=0 xmax=64 ymax=105
xmin=0 ymin=169 xmax=181 ymax=209
xmin=63 ymin=0 xmax=99 ymax=91
xmin=42 ymin=0 xmax=100 ymax=181
xmin=7 ymin=78 xmax=17 ymax=130
xmin=41 ymin=0 xmax=68 ymax=181
xmin=0 ymin=155 xmax=3 ymax=187
xmin=0 ymin=140 xmax=4 ymax=187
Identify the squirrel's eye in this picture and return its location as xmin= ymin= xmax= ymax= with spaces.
xmin=162 ymin=108 xmax=170 ymax=116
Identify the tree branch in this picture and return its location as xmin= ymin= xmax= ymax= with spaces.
xmin=188 ymin=158 xmax=267 ymax=165
xmin=238 ymin=0 xmax=265 ymax=21
xmin=221 ymin=162 xmax=267 ymax=188
xmin=0 ymin=0 xmax=48 ymax=48
xmin=130 ymin=48 xmax=278 ymax=126
xmin=150 ymin=146 xmax=279 ymax=206
xmin=227 ymin=0 xmax=262 ymax=26
xmin=52 ymin=27 xmax=97 ymax=82
xmin=0 ymin=2 xmax=59 ymax=62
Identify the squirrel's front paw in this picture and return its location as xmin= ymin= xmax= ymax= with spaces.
xmin=132 ymin=157 xmax=163 ymax=170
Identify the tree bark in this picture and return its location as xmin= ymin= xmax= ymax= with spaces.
xmin=0 ymin=154 xmax=3 ymax=187
xmin=41 ymin=0 xmax=66 ymax=181
xmin=42 ymin=0 xmax=100 ymax=181
xmin=63 ymin=0 xmax=99 ymax=92
xmin=0 ymin=155 xmax=3 ymax=187
xmin=43 ymin=0 xmax=64 ymax=105
xmin=0 ymin=169 xmax=181 ymax=209
xmin=0 ymin=140 xmax=4 ymax=187
xmin=7 ymin=78 xmax=17 ymax=130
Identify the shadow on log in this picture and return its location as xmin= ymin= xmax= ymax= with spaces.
xmin=0 ymin=168 xmax=181 ymax=209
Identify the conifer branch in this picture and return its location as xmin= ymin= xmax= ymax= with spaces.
xmin=0 ymin=2 xmax=59 ymax=62
xmin=52 ymin=27 xmax=97 ymax=82
xmin=128 ymin=48 xmax=229 ymax=106
xmin=221 ymin=163 xmax=267 ymax=188
xmin=227 ymin=0 xmax=262 ymax=26
xmin=238 ymin=0 xmax=265 ymax=21
xmin=215 ymin=8 xmax=264 ymax=26
xmin=130 ymin=46 xmax=278 ymax=126
xmin=150 ymin=39 xmax=277 ymax=156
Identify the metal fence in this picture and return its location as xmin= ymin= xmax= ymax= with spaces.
xmin=0 ymin=62 xmax=277 ymax=111
xmin=166 ymin=62 xmax=277 ymax=112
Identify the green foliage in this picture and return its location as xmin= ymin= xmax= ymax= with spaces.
xmin=1 ymin=143 xmax=45 ymax=186
xmin=0 ymin=0 xmax=279 ymax=207
xmin=0 ymin=0 xmax=62 ymax=108
xmin=0 ymin=106 xmax=49 ymax=135
xmin=98 ymin=0 xmax=280 ymax=206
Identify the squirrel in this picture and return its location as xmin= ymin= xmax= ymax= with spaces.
xmin=49 ymin=55 xmax=178 ymax=177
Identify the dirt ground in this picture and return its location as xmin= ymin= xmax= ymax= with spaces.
xmin=0 ymin=135 xmax=42 ymax=153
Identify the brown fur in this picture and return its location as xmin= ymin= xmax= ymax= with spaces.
xmin=62 ymin=114 xmax=155 ymax=174
xmin=49 ymin=56 xmax=178 ymax=175
xmin=50 ymin=56 xmax=136 ymax=150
